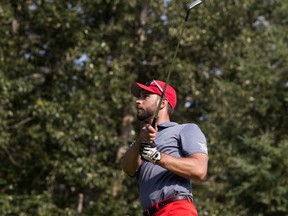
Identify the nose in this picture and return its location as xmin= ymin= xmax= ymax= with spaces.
xmin=136 ymin=97 xmax=141 ymax=104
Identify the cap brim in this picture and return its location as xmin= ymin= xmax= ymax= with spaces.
xmin=131 ymin=82 xmax=144 ymax=97
xmin=131 ymin=82 xmax=158 ymax=97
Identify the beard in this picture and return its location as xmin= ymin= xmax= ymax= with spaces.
xmin=136 ymin=106 xmax=155 ymax=122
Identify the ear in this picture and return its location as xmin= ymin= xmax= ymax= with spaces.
xmin=160 ymin=99 xmax=168 ymax=109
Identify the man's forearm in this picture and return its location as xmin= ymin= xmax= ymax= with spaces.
xmin=121 ymin=139 xmax=142 ymax=175
xmin=157 ymin=153 xmax=208 ymax=181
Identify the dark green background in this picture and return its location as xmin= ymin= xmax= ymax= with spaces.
xmin=0 ymin=0 xmax=287 ymax=215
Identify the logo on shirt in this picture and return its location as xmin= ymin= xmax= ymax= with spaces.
xmin=198 ymin=142 xmax=208 ymax=153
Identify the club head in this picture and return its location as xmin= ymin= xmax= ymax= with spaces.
xmin=187 ymin=0 xmax=202 ymax=11
xmin=185 ymin=0 xmax=202 ymax=21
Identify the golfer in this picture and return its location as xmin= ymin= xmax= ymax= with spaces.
xmin=121 ymin=80 xmax=208 ymax=216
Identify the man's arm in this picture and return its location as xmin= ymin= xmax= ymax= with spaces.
xmin=121 ymin=124 xmax=157 ymax=176
xmin=121 ymin=139 xmax=142 ymax=176
xmin=156 ymin=153 xmax=208 ymax=181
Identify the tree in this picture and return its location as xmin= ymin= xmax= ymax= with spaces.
xmin=196 ymin=1 xmax=288 ymax=215
xmin=0 ymin=0 xmax=287 ymax=215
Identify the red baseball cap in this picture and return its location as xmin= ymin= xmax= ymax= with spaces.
xmin=131 ymin=80 xmax=177 ymax=110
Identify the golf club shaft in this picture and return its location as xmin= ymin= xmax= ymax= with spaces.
xmin=151 ymin=0 xmax=202 ymax=128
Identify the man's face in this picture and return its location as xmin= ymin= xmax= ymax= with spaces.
xmin=136 ymin=91 xmax=159 ymax=121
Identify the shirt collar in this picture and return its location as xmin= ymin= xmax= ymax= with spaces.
xmin=158 ymin=122 xmax=178 ymax=129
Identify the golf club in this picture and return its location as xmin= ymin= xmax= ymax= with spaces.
xmin=151 ymin=0 xmax=202 ymax=128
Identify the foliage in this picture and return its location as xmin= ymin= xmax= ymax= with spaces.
xmin=0 ymin=0 xmax=287 ymax=215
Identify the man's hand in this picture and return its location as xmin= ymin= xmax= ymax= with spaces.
xmin=139 ymin=124 xmax=157 ymax=143
xmin=140 ymin=142 xmax=161 ymax=164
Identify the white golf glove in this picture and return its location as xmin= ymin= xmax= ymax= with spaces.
xmin=140 ymin=142 xmax=161 ymax=164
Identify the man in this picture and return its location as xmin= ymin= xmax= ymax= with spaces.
xmin=121 ymin=80 xmax=208 ymax=216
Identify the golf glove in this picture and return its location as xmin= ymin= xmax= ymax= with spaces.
xmin=140 ymin=142 xmax=161 ymax=164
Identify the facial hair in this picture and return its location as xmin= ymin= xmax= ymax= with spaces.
xmin=136 ymin=97 xmax=160 ymax=122
xmin=136 ymin=106 xmax=154 ymax=122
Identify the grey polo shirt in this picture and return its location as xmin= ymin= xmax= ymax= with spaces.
xmin=136 ymin=122 xmax=208 ymax=209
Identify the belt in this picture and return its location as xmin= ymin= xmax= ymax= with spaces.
xmin=143 ymin=195 xmax=193 ymax=216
